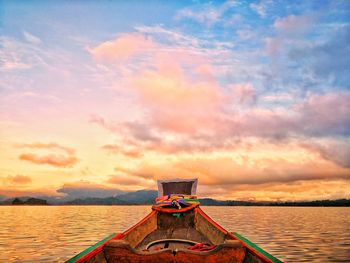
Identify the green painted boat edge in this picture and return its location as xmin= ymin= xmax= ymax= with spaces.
xmin=182 ymin=198 xmax=199 ymax=202
xmin=233 ymin=232 xmax=282 ymax=263
xmin=65 ymin=233 xmax=117 ymax=263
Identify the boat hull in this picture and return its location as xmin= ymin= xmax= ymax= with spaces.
xmin=66 ymin=207 xmax=282 ymax=263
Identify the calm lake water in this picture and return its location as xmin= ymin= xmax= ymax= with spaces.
xmin=0 ymin=206 xmax=349 ymax=262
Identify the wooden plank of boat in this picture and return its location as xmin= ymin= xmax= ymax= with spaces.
xmin=65 ymin=179 xmax=283 ymax=263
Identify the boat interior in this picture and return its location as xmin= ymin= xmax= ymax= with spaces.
xmin=82 ymin=179 xmax=269 ymax=263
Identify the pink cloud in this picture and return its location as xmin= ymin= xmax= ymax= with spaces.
xmin=89 ymin=32 xmax=350 ymax=173
xmin=92 ymin=88 xmax=350 ymax=169
xmin=230 ymin=83 xmax=257 ymax=105
xmin=266 ymin=14 xmax=315 ymax=56
xmin=89 ymin=33 xmax=157 ymax=62
xmin=296 ymin=91 xmax=350 ymax=135
xmin=300 ymin=139 xmax=350 ymax=168
xmin=129 ymin=65 xmax=222 ymax=134
xmin=274 ymin=15 xmax=314 ymax=35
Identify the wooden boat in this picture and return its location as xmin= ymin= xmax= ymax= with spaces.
xmin=66 ymin=179 xmax=282 ymax=263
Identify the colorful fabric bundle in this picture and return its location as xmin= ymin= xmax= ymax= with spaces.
xmin=155 ymin=194 xmax=200 ymax=209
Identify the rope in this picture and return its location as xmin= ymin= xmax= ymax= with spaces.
xmin=145 ymin=238 xmax=198 ymax=250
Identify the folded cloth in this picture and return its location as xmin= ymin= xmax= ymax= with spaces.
xmin=155 ymin=194 xmax=200 ymax=209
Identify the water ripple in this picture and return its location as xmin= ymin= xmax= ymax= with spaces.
xmin=0 ymin=206 xmax=349 ymax=262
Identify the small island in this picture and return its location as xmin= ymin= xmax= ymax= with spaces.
xmin=12 ymin=197 xmax=48 ymax=205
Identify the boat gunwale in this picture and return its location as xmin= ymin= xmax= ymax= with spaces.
xmin=66 ymin=207 xmax=283 ymax=263
xmin=232 ymin=232 xmax=283 ymax=263
xmin=64 ymin=233 xmax=118 ymax=263
xmin=65 ymin=210 xmax=156 ymax=263
xmin=123 ymin=210 xmax=156 ymax=236
xmin=196 ymin=207 xmax=282 ymax=263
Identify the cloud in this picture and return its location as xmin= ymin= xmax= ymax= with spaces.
xmin=288 ymin=24 xmax=350 ymax=87
xmin=92 ymin=90 xmax=350 ymax=162
xmin=0 ymin=36 xmax=45 ymax=72
xmin=57 ymin=181 xmax=124 ymax=199
xmin=296 ymin=91 xmax=350 ymax=137
xmin=300 ymin=139 xmax=350 ymax=168
xmin=2 ymin=175 xmax=32 ymax=185
xmin=201 ymin=179 xmax=350 ymax=201
xmin=265 ymin=14 xmax=315 ymax=56
xmin=129 ymin=65 xmax=221 ymax=134
xmin=102 ymin=144 xmax=143 ymax=158
xmin=17 ymin=142 xmax=75 ymax=154
xmin=109 ymin=144 xmax=350 ymax=200
xmin=89 ymin=115 xmax=160 ymax=143
xmin=23 ymin=31 xmax=42 ymax=45
xmin=88 ymin=22 xmax=350 ymax=192
xmin=89 ymin=33 xmax=157 ymax=62
xmin=176 ymin=1 xmax=236 ymax=26
xmin=274 ymin=14 xmax=314 ymax=35
xmin=107 ymin=173 xmax=153 ymax=187
xmin=135 ymin=25 xmax=200 ymax=48
xmin=89 ymin=30 xmax=347 ymax=142
xmin=0 ymin=188 xmax=57 ymax=198
xmin=250 ymin=1 xmax=269 ymax=18
xmin=19 ymin=153 xmax=78 ymax=167
xmin=230 ymin=83 xmax=257 ymax=105
xmin=117 ymin=152 xmax=350 ymax=186
xmin=17 ymin=142 xmax=78 ymax=167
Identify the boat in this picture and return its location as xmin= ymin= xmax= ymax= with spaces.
xmin=66 ymin=179 xmax=282 ymax=263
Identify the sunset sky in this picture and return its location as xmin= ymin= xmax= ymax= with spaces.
xmin=1 ymin=0 xmax=349 ymax=201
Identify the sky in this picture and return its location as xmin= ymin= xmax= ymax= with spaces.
xmin=0 ymin=0 xmax=349 ymax=201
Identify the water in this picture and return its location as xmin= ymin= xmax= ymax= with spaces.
xmin=0 ymin=206 xmax=349 ymax=262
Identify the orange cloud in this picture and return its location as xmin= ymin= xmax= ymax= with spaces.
xmin=19 ymin=153 xmax=78 ymax=167
xmin=114 ymin=148 xmax=350 ymax=187
xmin=89 ymin=33 xmax=157 ymax=62
xmin=102 ymin=144 xmax=143 ymax=158
xmin=16 ymin=142 xmax=75 ymax=154
xmin=0 ymin=188 xmax=58 ymax=198
xmin=107 ymin=174 xmax=153 ymax=186
xmin=3 ymin=175 xmax=32 ymax=184
xmin=199 ymin=179 xmax=350 ymax=201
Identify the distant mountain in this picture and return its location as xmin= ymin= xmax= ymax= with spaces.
xmin=65 ymin=197 xmax=129 ymax=205
xmin=116 ymin=190 xmax=158 ymax=204
xmin=65 ymin=190 xmax=158 ymax=205
xmin=1 ymin=190 xmax=349 ymax=206
xmin=56 ymin=186 xmax=125 ymax=202
xmin=267 ymin=199 xmax=350 ymax=207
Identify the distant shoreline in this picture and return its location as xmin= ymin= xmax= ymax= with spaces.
xmin=1 ymin=193 xmax=349 ymax=207
xmin=1 ymin=202 xmax=349 ymax=207
xmin=1 ymin=205 xmax=349 ymax=207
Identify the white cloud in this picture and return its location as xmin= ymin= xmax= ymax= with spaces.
xmin=249 ymin=1 xmax=270 ymax=18
xmin=176 ymin=1 xmax=236 ymax=26
xmin=23 ymin=31 xmax=42 ymax=45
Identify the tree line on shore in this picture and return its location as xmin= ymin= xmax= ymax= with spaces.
xmin=1 ymin=190 xmax=349 ymax=206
